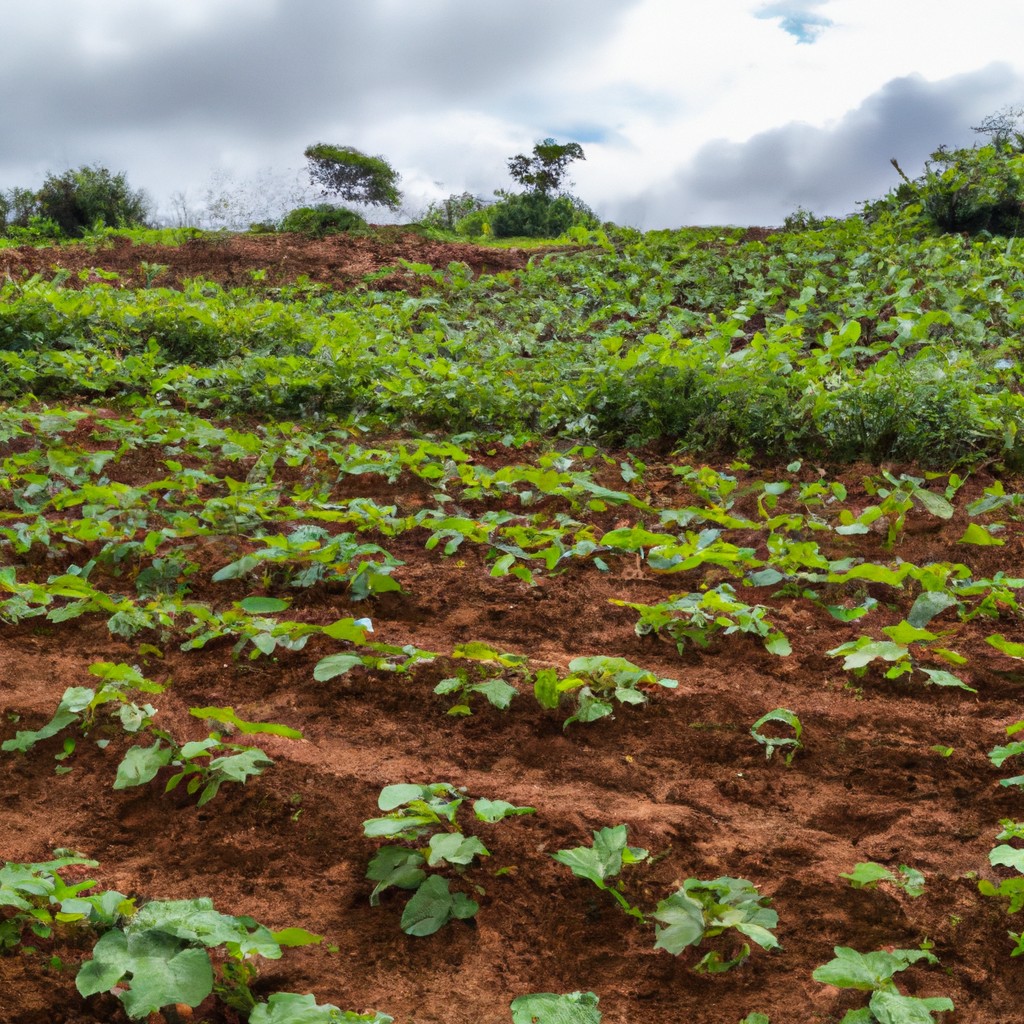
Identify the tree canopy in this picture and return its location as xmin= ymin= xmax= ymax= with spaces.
xmin=303 ymin=144 xmax=402 ymax=210
xmin=507 ymin=139 xmax=585 ymax=197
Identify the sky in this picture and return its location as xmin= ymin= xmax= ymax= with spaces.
xmin=3 ymin=0 xmax=1024 ymax=229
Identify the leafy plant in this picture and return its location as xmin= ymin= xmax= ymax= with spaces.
xmin=551 ymin=825 xmax=649 ymax=919
xmin=534 ymin=656 xmax=678 ymax=729
xmin=988 ymin=719 xmax=1024 ymax=788
xmin=750 ymin=708 xmax=803 ymax=764
xmin=612 ymin=584 xmax=791 ymax=656
xmin=251 ymin=994 xmax=392 ymax=1023
xmin=839 ymin=862 xmax=926 ymax=898
xmin=75 ymin=897 xmax=321 ymax=1019
xmin=363 ymin=783 xmax=534 ymax=936
xmin=979 ymin=820 xmax=1024 ymax=953
xmin=0 ymin=855 xmax=132 ymax=951
xmin=812 ymin=946 xmax=953 ymax=1023
xmin=651 ymin=876 xmax=780 ymax=971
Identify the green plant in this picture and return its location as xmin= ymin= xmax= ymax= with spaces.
xmin=363 ymin=783 xmax=534 ymax=936
xmin=279 ymin=204 xmax=367 ymax=237
xmin=840 ymin=862 xmax=925 ymax=898
xmin=251 ymin=994 xmax=392 ymax=1023
xmin=987 ymin=718 xmax=1024 ymax=787
xmin=750 ymin=708 xmax=803 ymax=765
xmin=510 ymin=991 xmax=601 ymax=1024
xmin=0 ymin=855 xmax=132 ymax=951
xmin=812 ymin=946 xmax=953 ymax=1022
xmin=489 ymin=192 xmax=577 ymax=239
xmin=612 ymin=584 xmax=791 ymax=656
xmin=551 ymin=825 xmax=650 ymax=919
xmin=651 ymin=877 xmax=780 ymax=971
xmin=75 ymin=897 xmax=321 ymax=1019
xmin=534 ymin=656 xmax=678 ymax=729
xmin=33 ymin=165 xmax=150 ymax=237
xmin=979 ymin=820 xmax=1024 ymax=953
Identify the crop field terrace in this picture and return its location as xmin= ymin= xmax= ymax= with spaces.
xmin=0 ymin=219 xmax=1023 ymax=1024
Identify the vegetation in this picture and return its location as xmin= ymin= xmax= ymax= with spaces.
xmin=303 ymin=143 xmax=402 ymax=211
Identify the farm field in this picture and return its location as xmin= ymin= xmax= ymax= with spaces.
xmin=1 ymin=222 xmax=1023 ymax=1024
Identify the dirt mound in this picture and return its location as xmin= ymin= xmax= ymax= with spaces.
xmin=0 ymin=231 xmax=536 ymax=291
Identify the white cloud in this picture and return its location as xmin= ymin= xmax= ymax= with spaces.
xmin=2 ymin=1 xmax=1024 ymax=227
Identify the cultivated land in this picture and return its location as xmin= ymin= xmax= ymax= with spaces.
xmin=0 ymin=223 xmax=1022 ymax=1024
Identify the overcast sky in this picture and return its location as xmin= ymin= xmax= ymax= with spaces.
xmin=4 ymin=0 xmax=1024 ymax=229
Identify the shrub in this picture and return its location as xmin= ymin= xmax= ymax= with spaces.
xmin=34 ymin=166 xmax=150 ymax=237
xmin=279 ymin=205 xmax=367 ymax=237
xmin=489 ymin=193 xmax=577 ymax=239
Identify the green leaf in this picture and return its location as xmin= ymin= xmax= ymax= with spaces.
xmin=189 ymin=706 xmax=302 ymax=739
xmin=473 ymin=799 xmax=536 ymax=823
xmin=237 ymin=596 xmax=292 ymax=613
xmin=366 ymin=847 xmax=426 ymax=906
xmin=907 ymin=592 xmax=958 ymax=628
xmin=399 ymin=875 xmax=477 ymax=936
xmin=868 ymin=989 xmax=954 ymax=1023
xmin=839 ymin=862 xmax=894 ymax=890
xmin=250 ymin=991 xmax=394 ymax=1023
xmin=510 ymin=991 xmax=602 ymax=1024
xmin=987 ymin=634 xmax=1024 ymax=659
xmin=990 ymin=845 xmax=1024 ymax=873
xmin=426 ymin=833 xmax=489 ymax=867
xmin=812 ymin=946 xmax=937 ymax=991
xmin=76 ymin=928 xmax=214 ymax=1015
xmin=113 ymin=742 xmax=173 ymax=789
xmin=882 ymin=621 xmax=936 ymax=645
xmin=651 ymin=889 xmax=706 ymax=953
xmin=269 ymin=927 xmax=323 ymax=948
xmin=910 ymin=489 xmax=954 ymax=520
xmin=958 ymin=523 xmax=1004 ymax=546
xmin=918 ymin=667 xmax=975 ymax=692
xmin=313 ymin=653 xmax=365 ymax=681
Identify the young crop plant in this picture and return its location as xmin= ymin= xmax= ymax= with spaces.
xmin=363 ymin=783 xmax=535 ymax=936
xmin=611 ymin=583 xmax=791 ymax=657
xmin=76 ymin=896 xmax=322 ymax=1019
xmin=533 ymin=656 xmax=678 ymax=729
xmin=812 ymin=946 xmax=953 ymax=1022
xmin=553 ymin=826 xmax=779 ymax=971
xmin=0 ymin=855 xmax=133 ymax=952
xmin=836 ymin=470 xmax=954 ymax=549
xmin=650 ymin=876 xmax=780 ymax=972
xmin=827 ymin=620 xmax=974 ymax=692
xmin=250 ymin=994 xmax=393 ymax=1023
xmin=978 ymin=820 xmax=1024 ymax=954
xmin=510 ymin=991 xmax=602 ymax=1024
xmin=551 ymin=824 xmax=650 ymax=919
xmin=987 ymin=719 xmax=1024 ymax=788
xmin=750 ymin=708 xmax=803 ymax=765
xmin=840 ymin=862 xmax=926 ymax=898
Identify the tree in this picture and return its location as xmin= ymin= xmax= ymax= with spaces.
xmin=34 ymin=165 xmax=150 ymax=237
xmin=303 ymin=143 xmax=402 ymax=210
xmin=506 ymin=138 xmax=585 ymax=197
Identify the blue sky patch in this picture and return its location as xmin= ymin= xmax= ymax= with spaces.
xmin=755 ymin=2 xmax=833 ymax=43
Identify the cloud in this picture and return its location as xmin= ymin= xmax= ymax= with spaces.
xmin=615 ymin=63 xmax=1024 ymax=227
xmin=755 ymin=1 xmax=833 ymax=43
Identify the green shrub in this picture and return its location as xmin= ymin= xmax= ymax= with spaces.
xmin=455 ymin=208 xmax=493 ymax=238
xmin=34 ymin=166 xmax=150 ymax=238
xmin=489 ymin=193 xmax=577 ymax=239
xmin=279 ymin=204 xmax=366 ymax=238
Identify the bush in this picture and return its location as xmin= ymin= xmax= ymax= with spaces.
xmin=420 ymin=192 xmax=489 ymax=232
xmin=489 ymin=193 xmax=577 ymax=239
xmin=279 ymin=205 xmax=367 ymax=237
xmin=455 ymin=208 xmax=493 ymax=238
xmin=34 ymin=166 xmax=150 ymax=237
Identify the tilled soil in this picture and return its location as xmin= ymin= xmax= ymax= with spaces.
xmin=1 ymin=445 xmax=1022 ymax=1024
xmin=0 ymin=230 xmax=535 ymax=291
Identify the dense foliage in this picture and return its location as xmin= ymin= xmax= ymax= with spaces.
xmin=303 ymin=143 xmax=402 ymax=210
xmin=1 ymin=214 xmax=1022 ymax=466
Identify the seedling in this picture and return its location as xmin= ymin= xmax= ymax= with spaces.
xmin=534 ymin=656 xmax=678 ymax=729
xmin=750 ymin=708 xmax=803 ymax=764
xmin=812 ymin=946 xmax=953 ymax=1022
xmin=364 ymin=783 xmax=534 ymax=936
xmin=0 ymin=855 xmax=132 ymax=952
xmin=651 ymin=876 xmax=779 ymax=971
xmin=551 ymin=825 xmax=650 ymax=919
xmin=840 ymin=862 xmax=925 ymax=898
xmin=979 ymin=821 xmax=1024 ymax=953
xmin=76 ymin=897 xmax=321 ymax=1019
xmin=988 ymin=720 xmax=1024 ymax=788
